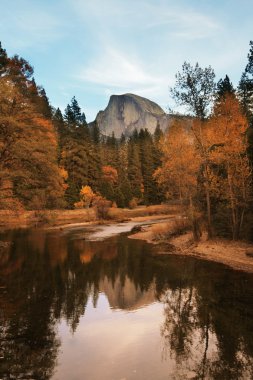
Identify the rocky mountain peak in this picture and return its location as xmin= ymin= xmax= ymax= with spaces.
xmin=94 ymin=93 xmax=170 ymax=138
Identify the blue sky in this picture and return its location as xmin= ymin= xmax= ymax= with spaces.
xmin=1 ymin=0 xmax=252 ymax=121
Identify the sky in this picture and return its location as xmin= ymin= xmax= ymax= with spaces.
xmin=1 ymin=0 xmax=253 ymax=121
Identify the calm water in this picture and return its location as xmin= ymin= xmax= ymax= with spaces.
xmin=0 ymin=227 xmax=253 ymax=380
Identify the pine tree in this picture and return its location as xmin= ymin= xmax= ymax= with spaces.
xmin=0 ymin=42 xmax=8 ymax=76
xmin=64 ymin=103 xmax=76 ymax=128
xmin=127 ymin=140 xmax=143 ymax=200
xmin=60 ymin=96 xmax=97 ymax=206
xmin=216 ymin=75 xmax=235 ymax=100
xmin=117 ymin=136 xmax=132 ymax=206
xmin=53 ymin=108 xmax=65 ymax=136
xmin=238 ymin=41 xmax=253 ymax=197
xmin=90 ymin=121 xmax=100 ymax=144
xmin=238 ymin=72 xmax=253 ymax=123
xmin=69 ymin=96 xmax=82 ymax=125
xmin=238 ymin=41 xmax=253 ymax=124
xmin=137 ymin=129 xmax=155 ymax=204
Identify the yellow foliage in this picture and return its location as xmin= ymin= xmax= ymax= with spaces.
xmin=59 ymin=167 xmax=68 ymax=181
xmin=154 ymin=120 xmax=198 ymax=201
xmin=80 ymin=185 xmax=96 ymax=208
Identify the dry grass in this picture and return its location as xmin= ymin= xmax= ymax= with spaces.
xmin=0 ymin=208 xmax=97 ymax=228
xmin=150 ymin=218 xmax=190 ymax=240
xmin=130 ymin=217 xmax=190 ymax=243
xmin=108 ymin=204 xmax=182 ymax=221
xmin=0 ymin=204 xmax=181 ymax=229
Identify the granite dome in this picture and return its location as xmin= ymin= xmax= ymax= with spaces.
xmin=94 ymin=93 xmax=170 ymax=137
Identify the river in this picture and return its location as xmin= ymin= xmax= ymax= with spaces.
xmin=0 ymin=226 xmax=253 ymax=379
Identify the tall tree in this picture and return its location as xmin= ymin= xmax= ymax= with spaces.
xmin=138 ymin=129 xmax=157 ymax=204
xmin=207 ymin=95 xmax=251 ymax=239
xmin=171 ymin=62 xmax=216 ymax=119
xmin=216 ymin=75 xmax=235 ymax=100
xmin=238 ymin=41 xmax=253 ymax=124
xmin=0 ymin=57 xmax=66 ymax=209
xmin=0 ymin=42 xmax=8 ymax=76
xmin=127 ymin=140 xmax=143 ymax=200
xmin=154 ymin=120 xmax=201 ymax=239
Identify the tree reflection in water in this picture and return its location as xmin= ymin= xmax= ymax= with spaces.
xmin=0 ymin=228 xmax=253 ymax=379
xmin=159 ymin=260 xmax=253 ymax=379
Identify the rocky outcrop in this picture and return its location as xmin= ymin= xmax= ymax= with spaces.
xmin=93 ymin=93 xmax=171 ymax=138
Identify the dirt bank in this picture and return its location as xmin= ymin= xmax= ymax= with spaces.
xmin=130 ymin=223 xmax=253 ymax=274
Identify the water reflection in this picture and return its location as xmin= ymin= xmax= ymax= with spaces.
xmin=0 ymin=228 xmax=253 ymax=379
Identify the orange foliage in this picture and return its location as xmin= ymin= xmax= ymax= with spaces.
xmin=78 ymin=185 xmax=96 ymax=208
xmin=154 ymin=120 xmax=198 ymax=201
xmin=206 ymin=95 xmax=251 ymax=239
xmin=0 ymin=78 xmax=66 ymax=210
xmin=102 ymin=165 xmax=118 ymax=184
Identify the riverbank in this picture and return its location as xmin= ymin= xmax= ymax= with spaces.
xmin=129 ymin=221 xmax=253 ymax=274
xmin=2 ymin=206 xmax=253 ymax=274
xmin=0 ymin=204 xmax=180 ymax=230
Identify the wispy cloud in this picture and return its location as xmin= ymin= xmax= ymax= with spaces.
xmin=2 ymin=0 xmax=248 ymax=122
xmin=78 ymin=48 xmax=161 ymax=87
xmin=72 ymin=0 xmax=220 ymax=40
xmin=142 ymin=5 xmax=220 ymax=39
xmin=76 ymin=46 xmax=173 ymax=114
xmin=71 ymin=0 xmax=221 ymax=112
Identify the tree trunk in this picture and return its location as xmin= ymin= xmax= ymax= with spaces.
xmin=203 ymin=165 xmax=212 ymax=239
xmin=189 ymin=195 xmax=201 ymax=241
xmin=227 ymin=171 xmax=237 ymax=239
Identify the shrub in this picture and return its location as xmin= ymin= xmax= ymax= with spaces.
xmin=129 ymin=198 xmax=138 ymax=209
xmin=93 ymin=196 xmax=112 ymax=220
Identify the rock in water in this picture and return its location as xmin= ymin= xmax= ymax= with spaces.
xmin=94 ymin=93 xmax=170 ymax=138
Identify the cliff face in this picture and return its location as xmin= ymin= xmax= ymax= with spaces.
xmin=94 ymin=93 xmax=170 ymax=138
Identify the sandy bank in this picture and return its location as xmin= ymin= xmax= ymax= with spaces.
xmin=130 ymin=223 xmax=253 ymax=274
xmin=48 ymin=215 xmax=176 ymax=241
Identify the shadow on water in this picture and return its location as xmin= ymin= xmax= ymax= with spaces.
xmin=0 ymin=227 xmax=253 ymax=379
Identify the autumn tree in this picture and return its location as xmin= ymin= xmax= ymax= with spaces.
xmin=190 ymin=118 xmax=215 ymax=237
xmin=0 ymin=45 xmax=66 ymax=209
xmin=98 ymin=165 xmax=117 ymax=203
xmin=207 ymin=95 xmax=251 ymax=239
xmin=77 ymin=186 xmax=96 ymax=208
xmin=154 ymin=120 xmax=201 ymax=239
xmin=154 ymin=121 xmax=198 ymax=201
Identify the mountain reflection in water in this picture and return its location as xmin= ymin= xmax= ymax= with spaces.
xmin=0 ymin=228 xmax=253 ymax=379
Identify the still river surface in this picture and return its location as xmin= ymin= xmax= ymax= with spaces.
xmin=0 ymin=225 xmax=253 ymax=380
